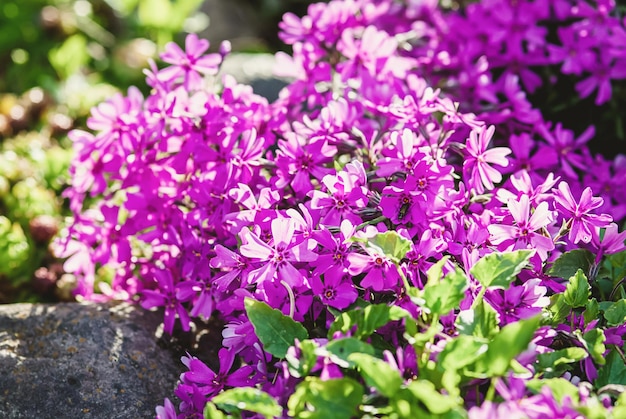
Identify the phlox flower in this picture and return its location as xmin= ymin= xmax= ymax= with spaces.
xmin=155 ymin=398 xmax=177 ymax=419
xmin=158 ymin=33 xmax=222 ymax=90
xmin=181 ymin=348 xmax=254 ymax=398
xmin=338 ymin=25 xmax=398 ymax=78
xmin=590 ymin=222 xmax=626 ymax=261
xmin=311 ymin=272 xmax=358 ymax=310
xmin=309 ymin=170 xmax=368 ymax=226
xmin=239 ymin=217 xmax=318 ymax=287
xmin=485 ymin=278 xmax=549 ymax=325
xmin=347 ymin=245 xmax=401 ymax=292
xmin=553 ymin=181 xmax=613 ymax=244
xmin=140 ymin=268 xmax=192 ymax=334
xmin=488 ymin=194 xmax=555 ymax=260
xmin=463 ymin=125 xmax=511 ymax=194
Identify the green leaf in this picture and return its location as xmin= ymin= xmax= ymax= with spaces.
xmin=547 ymin=249 xmax=595 ymax=280
xmin=423 ymin=266 xmax=468 ymax=315
xmin=438 ymin=335 xmax=489 ymax=371
xmin=212 ymin=388 xmax=282 ymax=419
xmin=455 ymin=299 xmax=500 ymax=339
xmin=596 ymin=351 xmax=626 ymax=388
xmin=245 ymin=298 xmax=308 ymax=358
xmin=564 ymin=269 xmax=590 ymax=308
xmin=403 ymin=380 xmax=461 ymax=414
xmin=329 ymin=304 xmax=411 ymax=339
xmin=286 ymin=339 xmax=320 ymax=378
xmin=287 ymin=377 xmax=363 ymax=419
xmin=470 ymin=250 xmax=534 ymax=289
xmin=203 ymin=402 xmax=227 ymax=419
xmin=536 ymin=347 xmax=588 ymax=374
xmin=325 ymin=338 xmax=375 ymax=367
xmin=579 ymin=328 xmax=606 ymax=365
xmin=366 ymin=231 xmax=412 ymax=263
xmin=604 ymin=299 xmax=626 ymax=326
xmin=584 ymin=298 xmax=599 ymax=326
xmin=546 ymin=294 xmax=572 ymax=325
xmin=425 ymin=256 xmax=450 ymax=286
xmin=474 ymin=316 xmax=541 ymax=377
xmin=526 ymin=378 xmax=580 ymax=404
xmin=348 ymin=353 xmax=403 ymax=398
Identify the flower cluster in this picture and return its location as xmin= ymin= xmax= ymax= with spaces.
xmin=56 ymin=1 xmax=626 ymax=418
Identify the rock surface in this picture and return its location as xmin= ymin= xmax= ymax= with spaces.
xmin=0 ymin=302 xmax=180 ymax=419
xmin=220 ymin=53 xmax=291 ymax=102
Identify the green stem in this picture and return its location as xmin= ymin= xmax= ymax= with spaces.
xmin=280 ymin=280 xmax=295 ymax=319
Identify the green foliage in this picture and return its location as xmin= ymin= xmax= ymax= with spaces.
xmin=288 ymin=377 xmax=363 ymax=419
xmin=245 ymin=297 xmax=309 ymax=358
xmin=211 ymin=387 xmax=283 ymax=419
xmin=547 ymin=249 xmax=595 ymax=280
xmin=470 ymin=249 xmax=534 ymax=289
xmin=564 ymin=269 xmax=591 ymax=308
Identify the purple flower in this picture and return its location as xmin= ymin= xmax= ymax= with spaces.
xmin=485 ymin=278 xmax=549 ymax=325
xmin=155 ymin=398 xmax=177 ymax=419
xmin=158 ymin=33 xmax=222 ymax=90
xmin=553 ymin=181 xmax=613 ymax=244
xmin=181 ymin=348 xmax=254 ymax=398
xmin=488 ymin=194 xmax=555 ymax=260
xmin=347 ymin=245 xmax=401 ymax=292
xmin=311 ymin=272 xmax=357 ymax=310
xmin=141 ymin=268 xmax=192 ymax=334
xmin=239 ymin=217 xmax=318 ymax=287
xmin=463 ymin=125 xmax=511 ymax=194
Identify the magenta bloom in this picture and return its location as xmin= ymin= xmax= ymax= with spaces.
xmin=553 ymin=181 xmax=613 ymax=244
xmin=181 ymin=348 xmax=253 ymax=398
xmin=488 ymin=194 xmax=555 ymax=260
xmin=347 ymin=248 xmax=401 ymax=292
xmin=158 ymin=33 xmax=222 ymax=90
xmin=239 ymin=218 xmax=318 ymax=287
xmin=311 ymin=272 xmax=357 ymax=310
xmin=463 ymin=125 xmax=511 ymax=194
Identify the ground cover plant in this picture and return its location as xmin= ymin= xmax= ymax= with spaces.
xmin=56 ymin=0 xmax=626 ymax=417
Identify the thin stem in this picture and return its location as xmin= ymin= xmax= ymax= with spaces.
xmin=280 ymin=280 xmax=296 ymax=319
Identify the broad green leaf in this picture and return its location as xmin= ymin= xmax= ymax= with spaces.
xmin=212 ymin=388 xmax=282 ymax=419
xmin=245 ymin=298 xmax=308 ymax=358
xmin=596 ymin=351 xmax=626 ymax=388
xmin=474 ymin=316 xmax=541 ymax=377
xmin=348 ymin=353 xmax=403 ymax=398
xmin=422 ymin=266 xmax=468 ymax=315
xmin=526 ymin=378 xmax=580 ymax=404
xmin=604 ymin=299 xmax=626 ymax=326
xmin=329 ymin=304 xmax=411 ymax=339
xmin=564 ymin=269 xmax=590 ymax=308
xmin=287 ymin=377 xmax=363 ymax=419
xmin=579 ymin=328 xmax=606 ymax=365
xmin=203 ymin=402 xmax=227 ymax=419
xmin=584 ymin=298 xmax=599 ymax=326
xmin=470 ymin=250 xmax=534 ymax=289
xmin=366 ymin=231 xmax=412 ymax=263
xmin=403 ymin=380 xmax=461 ymax=414
xmin=455 ymin=299 xmax=499 ymax=339
xmin=547 ymin=249 xmax=595 ymax=280
xmin=426 ymin=256 xmax=450 ymax=286
xmin=325 ymin=338 xmax=375 ymax=367
xmin=547 ymin=294 xmax=572 ymax=325
xmin=438 ymin=335 xmax=488 ymax=371
xmin=286 ymin=339 xmax=319 ymax=378
xmin=537 ymin=347 xmax=588 ymax=374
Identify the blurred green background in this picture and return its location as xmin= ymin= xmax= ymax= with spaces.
xmin=0 ymin=0 xmax=313 ymax=303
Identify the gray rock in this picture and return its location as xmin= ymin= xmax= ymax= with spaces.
xmin=0 ymin=302 xmax=180 ymax=419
